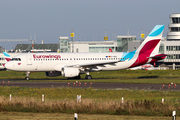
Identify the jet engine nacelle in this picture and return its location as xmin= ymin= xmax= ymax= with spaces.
xmin=45 ymin=71 xmax=61 ymax=77
xmin=61 ymin=67 xmax=80 ymax=77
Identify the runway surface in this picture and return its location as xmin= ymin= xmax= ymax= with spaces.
xmin=0 ymin=80 xmax=178 ymax=91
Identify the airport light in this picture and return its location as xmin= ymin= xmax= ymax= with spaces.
xmin=71 ymin=29 xmax=74 ymax=53
xmin=104 ymin=30 xmax=108 ymax=41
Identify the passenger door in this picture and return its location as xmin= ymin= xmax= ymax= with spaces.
xmin=27 ymin=55 xmax=32 ymax=65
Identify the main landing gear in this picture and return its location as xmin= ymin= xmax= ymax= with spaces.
xmin=85 ymin=72 xmax=92 ymax=79
xmin=25 ymin=71 xmax=30 ymax=80
xmin=85 ymin=75 xmax=92 ymax=79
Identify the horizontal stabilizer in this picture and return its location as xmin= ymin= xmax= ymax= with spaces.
xmin=148 ymin=54 xmax=167 ymax=59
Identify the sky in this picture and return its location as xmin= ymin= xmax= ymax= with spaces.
xmin=0 ymin=0 xmax=180 ymax=50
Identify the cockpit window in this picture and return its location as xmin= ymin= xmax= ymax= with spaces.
xmin=11 ymin=58 xmax=21 ymax=61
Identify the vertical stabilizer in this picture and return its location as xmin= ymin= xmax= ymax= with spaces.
xmin=136 ymin=25 xmax=164 ymax=54
xmin=130 ymin=25 xmax=164 ymax=68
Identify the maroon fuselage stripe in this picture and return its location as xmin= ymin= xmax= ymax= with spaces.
xmin=130 ymin=39 xmax=160 ymax=68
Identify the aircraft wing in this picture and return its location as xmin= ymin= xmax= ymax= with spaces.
xmin=67 ymin=60 xmax=121 ymax=68
xmin=54 ymin=60 xmax=125 ymax=71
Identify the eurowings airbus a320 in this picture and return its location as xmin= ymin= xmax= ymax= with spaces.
xmin=5 ymin=25 xmax=166 ymax=80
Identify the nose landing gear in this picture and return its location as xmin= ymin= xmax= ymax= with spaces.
xmin=25 ymin=71 xmax=30 ymax=80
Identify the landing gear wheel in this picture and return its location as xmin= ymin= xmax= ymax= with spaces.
xmin=85 ymin=75 xmax=92 ymax=79
xmin=26 ymin=71 xmax=30 ymax=81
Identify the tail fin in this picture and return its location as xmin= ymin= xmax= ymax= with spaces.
xmin=3 ymin=52 xmax=11 ymax=62
xmin=136 ymin=25 xmax=164 ymax=54
xmin=130 ymin=25 xmax=164 ymax=67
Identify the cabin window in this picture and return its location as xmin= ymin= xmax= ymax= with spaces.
xmin=11 ymin=58 xmax=21 ymax=61
xmin=0 ymin=58 xmax=5 ymax=60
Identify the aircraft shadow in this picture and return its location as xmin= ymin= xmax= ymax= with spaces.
xmin=137 ymin=76 xmax=158 ymax=79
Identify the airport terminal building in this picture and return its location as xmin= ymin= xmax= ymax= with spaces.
xmin=158 ymin=13 xmax=180 ymax=69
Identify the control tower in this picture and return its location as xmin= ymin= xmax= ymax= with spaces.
xmin=167 ymin=13 xmax=180 ymax=41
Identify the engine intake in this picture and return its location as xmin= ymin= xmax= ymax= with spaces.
xmin=61 ymin=67 xmax=80 ymax=77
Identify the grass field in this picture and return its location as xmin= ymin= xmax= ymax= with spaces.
xmin=0 ymin=86 xmax=180 ymax=116
xmin=0 ymin=70 xmax=180 ymax=118
xmin=1 ymin=70 xmax=180 ymax=84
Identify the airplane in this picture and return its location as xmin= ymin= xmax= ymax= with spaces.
xmin=3 ymin=52 xmax=12 ymax=62
xmin=109 ymin=48 xmax=113 ymax=52
xmin=5 ymin=25 xmax=167 ymax=80
xmin=0 ymin=52 xmax=12 ymax=70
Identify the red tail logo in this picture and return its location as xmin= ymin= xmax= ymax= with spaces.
xmin=109 ymin=48 xmax=113 ymax=52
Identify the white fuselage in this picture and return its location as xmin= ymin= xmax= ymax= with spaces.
xmin=5 ymin=52 xmax=139 ymax=72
